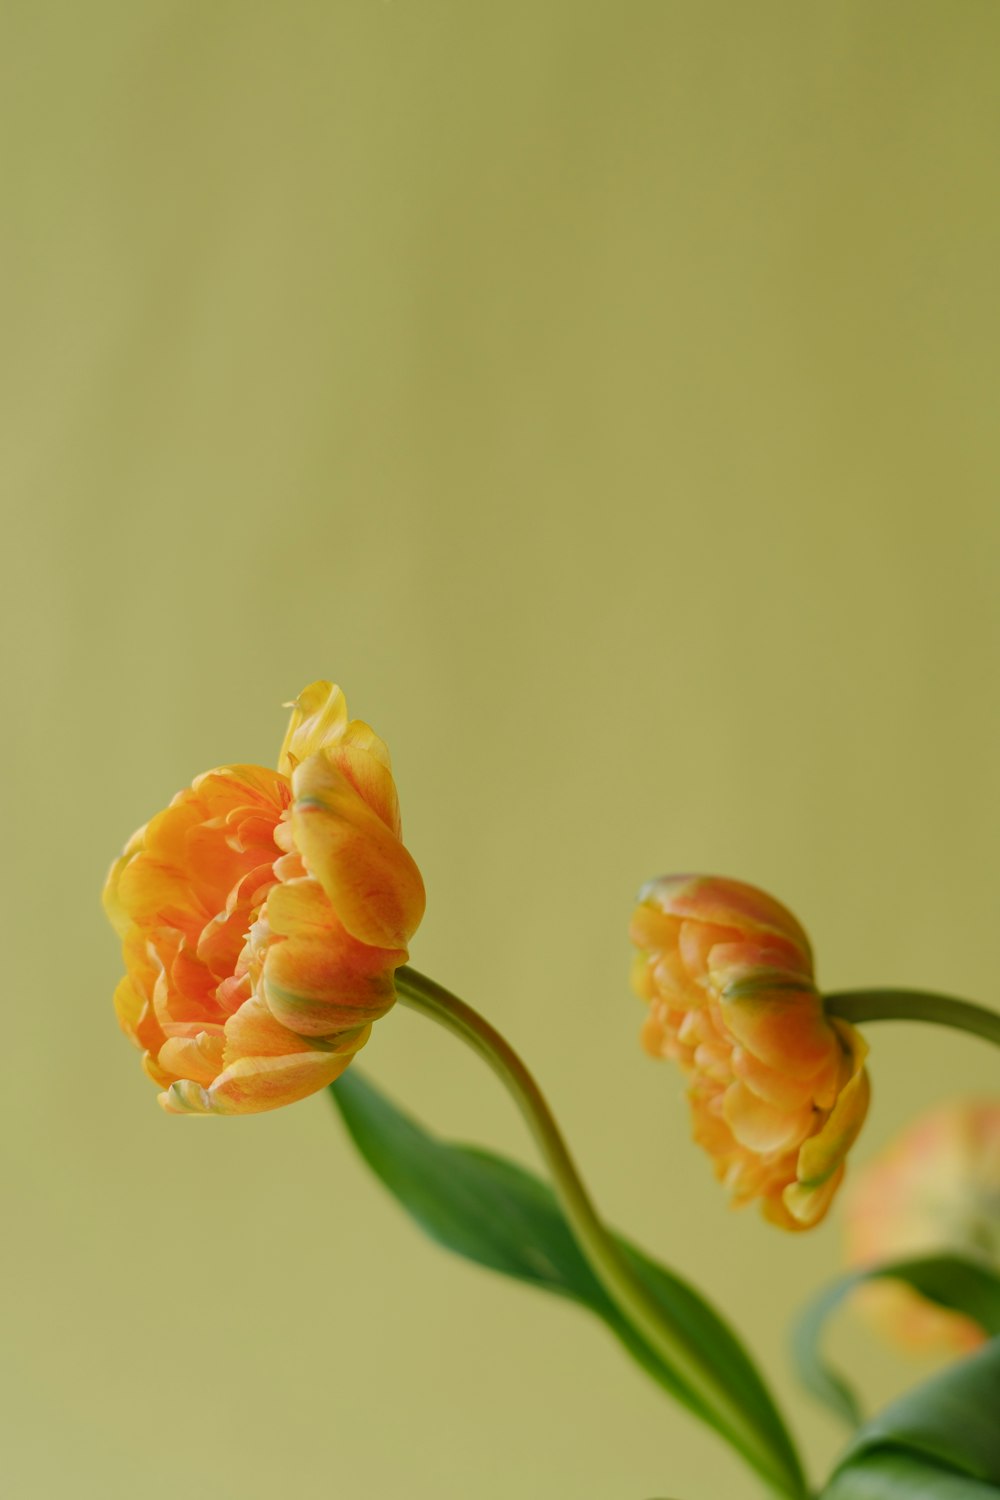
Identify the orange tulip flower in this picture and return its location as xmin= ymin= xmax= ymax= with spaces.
xmin=630 ymin=875 xmax=869 ymax=1230
xmin=103 ymin=682 xmax=425 ymax=1115
xmin=843 ymin=1099 xmax=1000 ymax=1352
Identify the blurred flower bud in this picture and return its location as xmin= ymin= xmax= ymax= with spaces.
xmin=844 ymin=1099 xmax=1000 ymax=1352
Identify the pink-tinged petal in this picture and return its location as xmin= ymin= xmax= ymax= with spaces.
xmin=277 ymin=682 xmax=349 ymax=776
xmin=707 ymin=938 xmax=814 ymax=993
xmin=639 ymin=875 xmax=813 ymax=967
xmin=290 ymin=751 xmax=425 ymax=949
xmin=842 ymin=1098 xmax=1000 ymax=1353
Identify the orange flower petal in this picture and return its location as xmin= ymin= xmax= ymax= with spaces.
xmin=327 ymin=743 xmax=402 ymax=836
xmin=262 ymin=877 xmax=402 ymax=1035
xmin=723 ymin=1080 xmax=814 ymax=1154
xmin=102 ymin=828 xmax=146 ymax=937
xmin=291 ymin=751 xmax=425 ymax=950
xmin=158 ymin=1031 xmax=226 ymax=1086
xmin=639 ymin=875 xmax=813 ymax=965
xmin=159 ymin=997 xmax=370 ymax=1115
xmin=795 ymin=1024 xmax=870 ymax=1189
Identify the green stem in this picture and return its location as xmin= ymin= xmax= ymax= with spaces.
xmin=825 ymin=990 xmax=1000 ymax=1049
xmin=395 ymin=966 xmax=807 ymax=1500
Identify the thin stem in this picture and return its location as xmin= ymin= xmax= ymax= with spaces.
xmin=395 ymin=966 xmax=806 ymax=1500
xmin=825 ymin=990 xmax=1000 ymax=1049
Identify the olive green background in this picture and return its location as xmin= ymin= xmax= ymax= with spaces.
xmin=5 ymin=4 xmax=1000 ymax=1497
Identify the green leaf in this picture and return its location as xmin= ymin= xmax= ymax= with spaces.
xmin=817 ymin=1338 xmax=1000 ymax=1497
xmin=820 ymin=1451 xmax=1000 ymax=1499
xmin=836 ymin=1337 xmax=1000 ymax=1484
xmin=330 ymin=1070 xmax=805 ymax=1497
xmin=792 ymin=1255 xmax=1000 ymax=1427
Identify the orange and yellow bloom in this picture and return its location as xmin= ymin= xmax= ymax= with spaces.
xmin=630 ymin=875 xmax=869 ymax=1230
xmin=844 ymin=1099 xmax=1000 ymax=1352
xmin=103 ymin=681 xmax=424 ymax=1115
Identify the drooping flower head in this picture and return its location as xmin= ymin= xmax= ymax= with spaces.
xmin=103 ymin=681 xmax=425 ymax=1115
xmin=630 ymin=875 xmax=869 ymax=1231
xmin=843 ymin=1099 xmax=1000 ymax=1352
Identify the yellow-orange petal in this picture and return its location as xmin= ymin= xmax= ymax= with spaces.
xmin=629 ymin=903 xmax=682 ymax=955
xmin=326 ymin=742 xmax=402 ymax=836
xmin=158 ymin=996 xmax=371 ymax=1115
xmin=718 ymin=979 xmax=836 ymax=1077
xmin=341 ymin=716 xmax=393 ymax=769
xmin=102 ymin=827 xmax=147 ymax=937
xmin=781 ymin=1163 xmax=847 ymax=1230
xmin=262 ymin=877 xmax=403 ymax=1035
xmin=730 ymin=1045 xmax=820 ymax=1111
xmin=113 ymin=975 xmax=155 ymax=1050
xmin=723 ymin=1079 xmax=814 ymax=1154
xmin=277 ymin=681 xmax=350 ymax=776
xmin=794 ymin=1022 xmax=870 ymax=1190
xmin=157 ymin=1030 xmax=226 ymax=1086
xmin=290 ymin=751 xmax=425 ymax=950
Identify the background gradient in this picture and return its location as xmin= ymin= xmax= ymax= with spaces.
xmin=5 ymin=4 xmax=1000 ymax=1496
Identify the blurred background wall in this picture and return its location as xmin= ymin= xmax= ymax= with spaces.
xmin=4 ymin=3 xmax=999 ymax=1496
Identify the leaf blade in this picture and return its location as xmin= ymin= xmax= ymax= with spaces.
xmin=330 ymin=1070 xmax=805 ymax=1495
xmin=820 ymin=1451 xmax=1000 ymax=1500
xmin=834 ymin=1336 xmax=1000 ymax=1485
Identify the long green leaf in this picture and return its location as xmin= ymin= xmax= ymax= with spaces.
xmin=792 ymin=1255 xmax=1000 ymax=1427
xmin=330 ymin=1070 xmax=805 ymax=1496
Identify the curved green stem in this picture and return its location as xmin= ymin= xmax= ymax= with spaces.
xmin=825 ymin=990 xmax=1000 ymax=1049
xmin=395 ymin=966 xmax=807 ymax=1499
